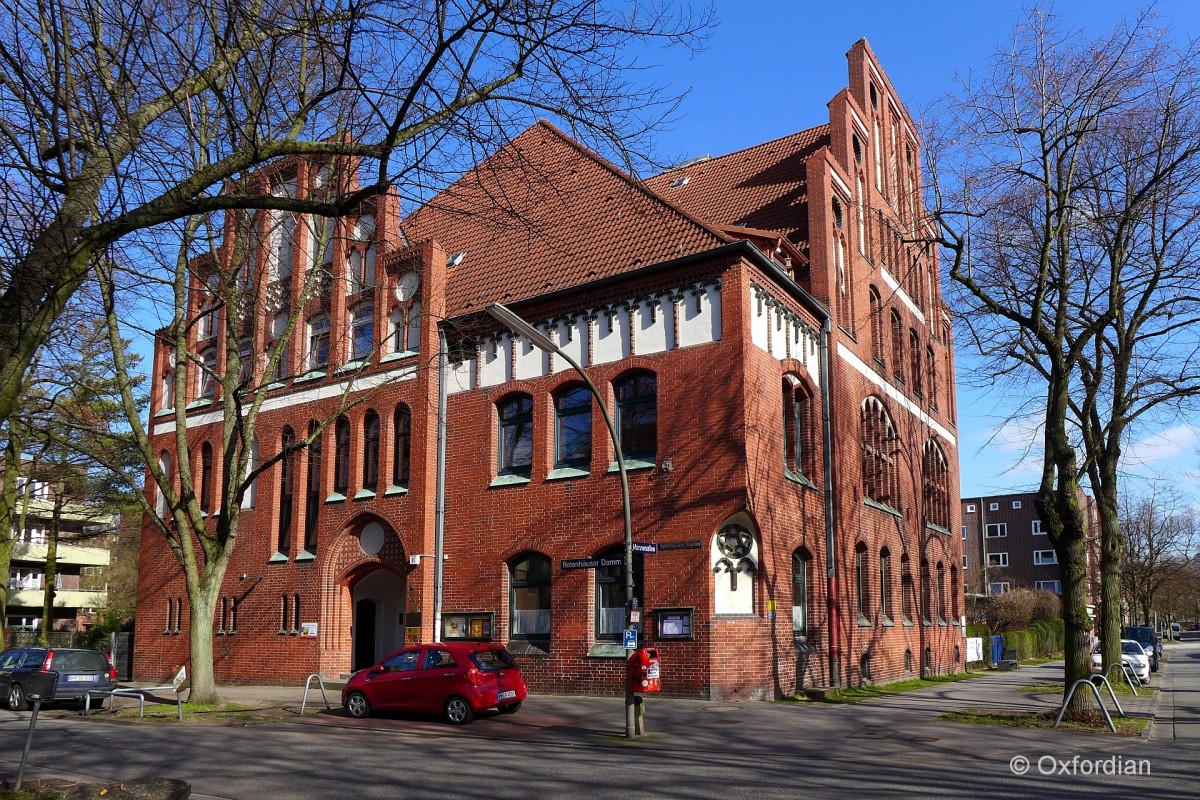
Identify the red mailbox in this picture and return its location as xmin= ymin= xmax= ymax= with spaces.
xmin=629 ymin=647 xmax=661 ymax=693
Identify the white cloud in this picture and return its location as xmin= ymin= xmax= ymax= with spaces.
xmin=1122 ymin=424 xmax=1200 ymax=468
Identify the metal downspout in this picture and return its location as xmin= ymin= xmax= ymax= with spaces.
xmin=433 ymin=325 xmax=448 ymax=640
xmin=819 ymin=315 xmax=839 ymax=687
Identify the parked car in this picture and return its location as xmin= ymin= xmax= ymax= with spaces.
xmin=1091 ymin=639 xmax=1151 ymax=685
xmin=1121 ymin=626 xmax=1160 ymax=672
xmin=1169 ymin=622 xmax=1182 ymax=640
xmin=341 ymin=642 xmax=526 ymax=724
xmin=0 ymin=647 xmax=117 ymax=710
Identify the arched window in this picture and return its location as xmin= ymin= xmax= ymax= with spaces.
xmin=509 ymin=552 xmax=551 ymax=648
xmin=270 ymin=313 xmax=290 ymax=382
xmin=362 ymin=410 xmax=380 ymax=492
xmin=836 ymin=233 xmax=853 ymax=332
xmin=889 ymin=310 xmax=904 ymax=382
xmin=855 ymin=542 xmax=870 ymax=624
xmin=554 ymin=385 xmax=591 ymax=469
xmin=909 ymin=329 xmax=923 ymax=397
xmin=350 ymin=304 xmax=374 ymax=361
xmin=497 ymin=394 xmax=533 ymax=478
xmin=923 ymin=440 xmax=950 ymax=530
xmin=869 ymin=287 xmax=884 ymax=367
xmin=237 ymin=338 xmax=253 ymax=387
xmin=926 ymin=345 xmax=938 ymax=410
xmin=156 ymin=451 xmax=172 ymax=517
xmin=615 ymin=371 xmax=656 ymax=461
xmin=199 ymin=442 xmax=214 ymax=513
xmin=950 ymin=565 xmax=960 ymax=622
xmin=307 ymin=314 xmax=330 ymax=371
xmin=861 ymin=397 xmax=899 ymax=510
xmin=856 ymin=177 xmax=867 ymax=256
xmin=596 ymin=545 xmax=643 ymax=639
xmin=901 ymin=553 xmax=913 ymax=624
xmin=937 ymin=562 xmax=947 ymax=623
xmin=304 ymin=421 xmax=321 ymax=553
xmin=242 ymin=436 xmax=258 ymax=509
xmin=792 ymin=549 xmax=811 ymax=639
xmin=392 ymin=405 xmax=411 ymax=487
xmin=389 ymin=301 xmax=423 ymax=354
xmin=879 ymin=548 xmax=892 ymax=622
xmin=333 ymin=416 xmax=350 ymax=495
xmin=278 ymin=427 xmax=296 ymax=554
xmin=920 ymin=560 xmax=932 ymax=625
xmin=198 ymin=348 xmax=217 ymax=398
xmin=782 ymin=375 xmax=812 ymax=479
xmin=161 ymin=367 xmax=175 ymax=410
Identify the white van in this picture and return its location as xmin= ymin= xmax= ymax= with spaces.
xmin=1169 ymin=622 xmax=1182 ymax=640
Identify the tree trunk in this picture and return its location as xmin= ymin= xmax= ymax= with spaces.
xmin=187 ymin=580 xmax=219 ymax=705
xmin=1040 ymin=373 xmax=1095 ymax=714
xmin=1094 ymin=467 xmax=1122 ymax=679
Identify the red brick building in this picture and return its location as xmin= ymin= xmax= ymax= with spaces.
xmin=135 ymin=40 xmax=962 ymax=697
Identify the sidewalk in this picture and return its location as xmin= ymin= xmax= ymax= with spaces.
xmin=2 ymin=660 xmax=1164 ymax=796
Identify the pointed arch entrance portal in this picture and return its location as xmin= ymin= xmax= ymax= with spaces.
xmin=323 ymin=516 xmax=411 ymax=675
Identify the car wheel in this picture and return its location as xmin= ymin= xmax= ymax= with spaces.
xmin=499 ymin=701 xmax=521 ymax=715
xmin=8 ymin=684 xmax=28 ymax=712
xmin=345 ymin=691 xmax=371 ymax=719
xmin=444 ymin=695 xmax=474 ymax=725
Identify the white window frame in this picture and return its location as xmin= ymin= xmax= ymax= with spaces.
xmin=1034 ymin=550 xmax=1057 ymax=565
xmin=988 ymin=502 xmax=999 ymax=511
xmin=962 ymin=555 xmax=968 ymax=569
xmin=1012 ymin=500 xmax=1022 ymax=509
xmin=986 ymin=552 xmax=1009 ymax=568
xmin=1032 ymin=519 xmax=1044 ymax=535
xmin=988 ymin=582 xmax=1010 ymax=595
xmin=1035 ymin=580 xmax=1062 ymax=593
xmin=965 ymin=504 xmax=976 ymax=513
xmin=985 ymin=523 xmax=1007 ymax=538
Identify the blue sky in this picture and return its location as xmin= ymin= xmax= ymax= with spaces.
xmin=640 ymin=1 xmax=1200 ymax=499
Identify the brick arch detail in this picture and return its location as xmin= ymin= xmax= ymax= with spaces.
xmin=317 ymin=514 xmax=409 ymax=672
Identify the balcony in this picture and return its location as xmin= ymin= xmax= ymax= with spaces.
xmin=11 ymin=541 xmax=110 ymax=567
xmin=6 ymin=588 xmax=108 ymax=610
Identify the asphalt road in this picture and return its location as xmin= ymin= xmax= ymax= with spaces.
xmin=3 ymin=639 xmax=1199 ymax=799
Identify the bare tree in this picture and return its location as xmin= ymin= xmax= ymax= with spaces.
xmin=0 ymin=1 xmax=713 ymax=645
xmin=1120 ymin=485 xmax=1199 ymax=625
xmin=926 ymin=6 xmax=1199 ymax=711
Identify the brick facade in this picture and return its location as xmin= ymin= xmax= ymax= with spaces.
xmin=134 ymin=39 xmax=963 ymax=697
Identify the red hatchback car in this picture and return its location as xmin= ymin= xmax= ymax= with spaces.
xmin=341 ymin=642 xmax=527 ymax=724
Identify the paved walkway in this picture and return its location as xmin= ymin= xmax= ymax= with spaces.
xmin=0 ymin=656 xmax=1171 ymax=796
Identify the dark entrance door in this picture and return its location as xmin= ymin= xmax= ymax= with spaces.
xmin=354 ymin=599 xmax=377 ymax=670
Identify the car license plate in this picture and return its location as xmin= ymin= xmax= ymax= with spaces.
xmin=497 ymin=690 xmax=516 ymax=702
xmin=67 ymin=675 xmax=94 ymax=682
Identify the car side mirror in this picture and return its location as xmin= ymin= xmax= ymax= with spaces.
xmin=370 ymin=665 xmax=385 ymax=674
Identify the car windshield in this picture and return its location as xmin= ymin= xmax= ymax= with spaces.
xmin=470 ymin=649 xmax=517 ymax=672
xmin=1121 ymin=642 xmax=1143 ymax=655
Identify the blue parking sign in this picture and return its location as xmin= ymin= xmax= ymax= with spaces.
xmin=623 ymin=629 xmax=637 ymax=649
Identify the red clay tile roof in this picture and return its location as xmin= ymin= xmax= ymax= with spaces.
xmin=643 ymin=125 xmax=829 ymax=252
xmin=402 ymin=121 xmax=731 ymax=318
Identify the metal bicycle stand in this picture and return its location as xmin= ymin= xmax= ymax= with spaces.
xmin=1055 ymin=678 xmax=1117 ymax=733
xmin=300 ymin=674 xmax=331 ymax=715
xmin=1103 ymin=662 xmax=1140 ymax=696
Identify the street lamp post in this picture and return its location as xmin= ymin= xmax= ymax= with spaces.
xmin=485 ymin=303 xmax=638 ymax=739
